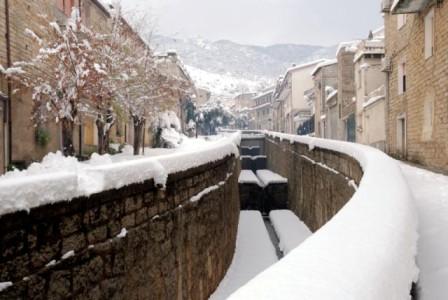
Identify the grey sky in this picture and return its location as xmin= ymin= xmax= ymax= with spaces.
xmin=120 ymin=0 xmax=383 ymax=46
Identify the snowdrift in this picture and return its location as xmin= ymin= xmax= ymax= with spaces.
xmin=0 ymin=132 xmax=241 ymax=216
xmin=230 ymin=132 xmax=419 ymax=300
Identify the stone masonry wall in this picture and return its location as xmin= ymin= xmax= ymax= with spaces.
xmin=385 ymin=3 xmax=448 ymax=173
xmin=266 ymin=136 xmax=362 ymax=231
xmin=0 ymin=155 xmax=239 ymax=300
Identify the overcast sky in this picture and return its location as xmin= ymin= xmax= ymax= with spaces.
xmin=120 ymin=0 xmax=383 ymax=46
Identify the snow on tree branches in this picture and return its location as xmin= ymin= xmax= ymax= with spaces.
xmin=1 ymin=6 xmax=196 ymax=157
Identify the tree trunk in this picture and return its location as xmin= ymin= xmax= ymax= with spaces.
xmin=61 ymin=118 xmax=75 ymax=157
xmin=96 ymin=113 xmax=114 ymax=155
xmin=133 ymin=117 xmax=144 ymax=155
xmin=96 ymin=119 xmax=107 ymax=155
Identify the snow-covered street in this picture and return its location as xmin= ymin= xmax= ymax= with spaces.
xmin=400 ymin=163 xmax=448 ymax=300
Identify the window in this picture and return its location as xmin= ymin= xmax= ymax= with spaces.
xmin=424 ymin=8 xmax=435 ymax=59
xmin=398 ymin=61 xmax=406 ymax=95
xmin=357 ymin=69 xmax=362 ymax=89
xmin=422 ymin=90 xmax=435 ymax=141
xmin=397 ymin=14 xmax=407 ymax=29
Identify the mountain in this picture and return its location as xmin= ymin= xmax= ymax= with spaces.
xmin=152 ymin=35 xmax=337 ymax=98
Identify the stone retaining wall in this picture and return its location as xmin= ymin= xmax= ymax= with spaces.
xmin=265 ymin=136 xmax=363 ymax=231
xmin=0 ymin=155 xmax=239 ymax=300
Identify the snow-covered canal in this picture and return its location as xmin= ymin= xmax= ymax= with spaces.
xmin=210 ymin=210 xmax=312 ymax=300
xmin=400 ymin=163 xmax=448 ymax=300
xmin=209 ymin=211 xmax=278 ymax=300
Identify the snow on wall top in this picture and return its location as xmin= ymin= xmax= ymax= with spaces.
xmin=0 ymin=132 xmax=241 ymax=217
xmin=256 ymin=170 xmax=287 ymax=187
xmin=230 ymin=131 xmax=419 ymax=300
xmin=238 ymin=170 xmax=262 ymax=187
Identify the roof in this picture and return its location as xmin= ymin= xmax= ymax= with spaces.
xmin=336 ymin=40 xmax=361 ymax=57
xmin=253 ymin=89 xmax=274 ymax=100
xmin=285 ymin=59 xmax=326 ymax=75
xmin=311 ymin=59 xmax=338 ymax=76
xmin=92 ymin=0 xmax=113 ymax=17
xmin=372 ymin=26 xmax=385 ymax=39
xmin=391 ymin=0 xmax=432 ymax=14
xmin=253 ymin=102 xmax=272 ymax=110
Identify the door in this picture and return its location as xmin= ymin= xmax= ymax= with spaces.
xmin=397 ymin=116 xmax=407 ymax=158
xmin=346 ymin=114 xmax=356 ymax=142
xmin=0 ymin=96 xmax=5 ymax=173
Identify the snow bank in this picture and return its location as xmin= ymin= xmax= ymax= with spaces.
xmin=238 ymin=170 xmax=262 ymax=187
xmin=256 ymin=170 xmax=287 ymax=187
xmin=229 ymin=132 xmax=418 ymax=300
xmin=269 ymin=210 xmax=312 ymax=255
xmin=400 ymin=163 xmax=448 ymax=300
xmin=0 ymin=132 xmax=241 ymax=216
xmin=210 ymin=211 xmax=278 ymax=300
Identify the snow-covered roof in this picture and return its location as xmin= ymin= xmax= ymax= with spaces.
xmin=391 ymin=0 xmax=432 ymax=14
xmin=363 ymin=85 xmax=386 ymax=108
xmin=253 ymin=102 xmax=272 ymax=110
xmin=310 ymin=59 xmax=338 ymax=76
xmin=336 ymin=40 xmax=361 ymax=57
xmin=326 ymin=89 xmax=338 ymax=102
xmin=363 ymin=95 xmax=385 ymax=109
xmin=372 ymin=26 xmax=385 ymax=39
xmin=285 ymin=59 xmax=326 ymax=75
xmin=253 ymin=89 xmax=274 ymax=100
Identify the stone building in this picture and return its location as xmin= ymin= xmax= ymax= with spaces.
xmin=311 ymin=59 xmax=339 ymax=139
xmin=1 ymin=0 xmax=55 ymax=171
xmin=195 ymin=87 xmax=211 ymax=106
xmin=272 ymin=60 xmax=324 ymax=134
xmin=233 ymin=92 xmax=257 ymax=112
xmin=383 ymin=0 xmax=448 ymax=173
xmin=0 ymin=0 xmax=196 ymax=173
xmin=337 ymin=41 xmax=359 ymax=142
xmin=155 ymin=51 xmax=197 ymax=134
xmin=252 ymin=88 xmax=274 ymax=130
xmin=354 ymin=27 xmax=387 ymax=150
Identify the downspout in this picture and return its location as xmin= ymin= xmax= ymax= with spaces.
xmin=4 ymin=0 xmax=12 ymax=169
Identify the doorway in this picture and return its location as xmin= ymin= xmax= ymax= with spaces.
xmin=397 ymin=114 xmax=407 ymax=158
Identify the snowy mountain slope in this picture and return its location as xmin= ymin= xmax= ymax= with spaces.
xmin=152 ymin=35 xmax=336 ymax=98
xmin=153 ymin=35 xmax=336 ymax=80
xmin=185 ymin=66 xmax=268 ymax=99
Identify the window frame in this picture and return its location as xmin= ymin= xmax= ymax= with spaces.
xmin=398 ymin=60 xmax=407 ymax=95
xmin=397 ymin=14 xmax=407 ymax=30
xmin=424 ymin=7 xmax=435 ymax=59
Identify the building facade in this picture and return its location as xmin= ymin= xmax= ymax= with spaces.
xmin=312 ymin=60 xmax=339 ymax=139
xmin=337 ymin=42 xmax=358 ymax=142
xmin=0 ymin=0 xmax=194 ymax=173
xmin=384 ymin=0 xmax=448 ymax=173
xmin=252 ymin=89 xmax=274 ymax=130
xmin=354 ymin=28 xmax=387 ymax=150
xmin=273 ymin=60 xmax=323 ymax=134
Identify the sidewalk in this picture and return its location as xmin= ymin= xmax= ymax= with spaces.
xmin=400 ymin=163 xmax=448 ymax=300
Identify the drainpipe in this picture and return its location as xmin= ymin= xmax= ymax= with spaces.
xmin=4 ymin=0 xmax=12 ymax=169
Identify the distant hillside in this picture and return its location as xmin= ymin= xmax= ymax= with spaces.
xmin=152 ymin=35 xmax=336 ymax=98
